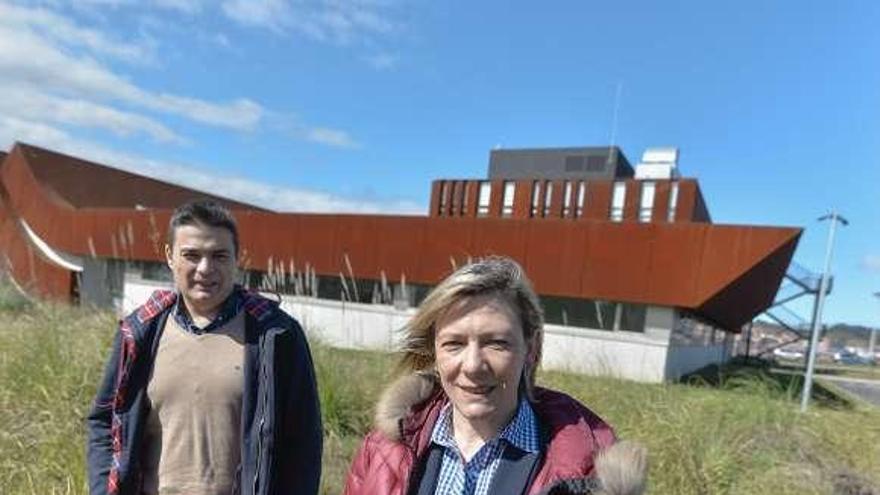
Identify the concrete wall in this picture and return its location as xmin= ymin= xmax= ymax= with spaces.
xmin=280 ymin=296 xmax=416 ymax=351
xmin=123 ymin=278 xmax=728 ymax=383
xmin=542 ymin=325 xmax=670 ymax=382
xmin=664 ymin=342 xmax=731 ymax=381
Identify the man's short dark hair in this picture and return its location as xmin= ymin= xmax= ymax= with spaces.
xmin=167 ymin=199 xmax=239 ymax=255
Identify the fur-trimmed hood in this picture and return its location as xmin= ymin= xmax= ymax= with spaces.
xmin=369 ymin=373 xmax=647 ymax=495
xmin=374 ymin=371 xmax=439 ymax=441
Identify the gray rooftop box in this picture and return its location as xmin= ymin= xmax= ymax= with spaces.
xmin=488 ymin=146 xmax=633 ymax=180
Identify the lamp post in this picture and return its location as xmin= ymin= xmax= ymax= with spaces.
xmin=871 ymin=292 xmax=879 ymax=360
xmin=800 ymin=211 xmax=848 ymax=413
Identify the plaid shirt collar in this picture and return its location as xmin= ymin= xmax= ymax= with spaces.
xmin=172 ymin=285 xmax=244 ymax=334
xmin=431 ymin=395 xmax=541 ymax=455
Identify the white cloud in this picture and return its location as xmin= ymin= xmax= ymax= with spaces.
xmin=221 ymin=0 xmax=398 ymax=44
xmin=0 ymin=116 xmax=75 ymax=147
xmin=0 ymin=85 xmax=186 ymax=144
xmin=0 ymin=20 xmax=263 ymax=131
xmin=0 ymin=2 xmax=362 ymax=150
xmin=0 ymin=119 xmax=418 ymax=214
xmin=153 ymin=0 xmax=203 ymax=15
xmin=0 ymin=2 xmax=156 ymax=64
xmin=362 ymin=52 xmax=397 ymax=70
xmin=221 ymin=0 xmax=289 ymax=34
xmin=863 ymin=255 xmax=880 ymax=273
xmin=305 ymin=127 xmax=360 ymax=149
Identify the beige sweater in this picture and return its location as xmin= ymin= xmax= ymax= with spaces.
xmin=140 ymin=311 xmax=245 ymax=495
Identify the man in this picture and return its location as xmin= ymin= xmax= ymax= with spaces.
xmin=87 ymin=200 xmax=322 ymax=495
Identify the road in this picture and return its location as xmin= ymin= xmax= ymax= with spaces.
xmin=815 ymin=373 xmax=880 ymax=407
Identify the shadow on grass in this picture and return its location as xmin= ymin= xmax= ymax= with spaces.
xmin=680 ymin=357 xmax=854 ymax=410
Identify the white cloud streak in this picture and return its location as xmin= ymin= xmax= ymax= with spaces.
xmin=153 ymin=0 xmax=203 ymax=15
xmin=0 ymin=119 xmax=418 ymax=214
xmin=305 ymin=127 xmax=360 ymax=149
xmin=0 ymin=85 xmax=187 ymax=143
xmin=0 ymin=2 xmax=156 ymax=64
xmin=0 ymin=7 xmax=264 ymax=132
xmin=0 ymin=1 xmax=362 ymax=152
xmin=362 ymin=52 xmax=397 ymax=70
xmin=221 ymin=0 xmax=397 ymax=44
xmin=862 ymin=255 xmax=880 ymax=273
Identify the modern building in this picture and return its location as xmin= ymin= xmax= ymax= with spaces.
xmin=0 ymin=142 xmax=802 ymax=382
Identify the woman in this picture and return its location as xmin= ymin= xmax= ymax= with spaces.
xmin=343 ymin=257 xmax=645 ymax=495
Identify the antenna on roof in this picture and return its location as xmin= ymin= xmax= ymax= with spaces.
xmin=608 ymin=81 xmax=623 ymax=147
xmin=607 ymin=82 xmax=623 ymax=167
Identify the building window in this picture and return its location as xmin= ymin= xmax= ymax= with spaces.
xmin=501 ymin=181 xmax=515 ymax=217
xmin=668 ymin=181 xmax=679 ymax=222
xmin=541 ymin=295 xmax=617 ymax=330
xmin=439 ymin=181 xmax=449 ymax=216
xmin=542 ymin=181 xmax=553 ymax=217
xmin=610 ymin=181 xmax=626 ymax=222
xmin=639 ymin=181 xmax=655 ymax=223
xmin=562 ymin=181 xmax=573 ymax=217
xmin=530 ymin=181 xmax=541 ymax=217
xmin=576 ymin=181 xmax=587 ymax=217
xmin=477 ymin=181 xmax=491 ymax=216
xmin=619 ymin=303 xmax=646 ymax=332
xmin=462 ymin=182 xmax=471 ymax=215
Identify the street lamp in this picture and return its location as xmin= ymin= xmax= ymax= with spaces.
xmin=871 ymin=292 xmax=879 ymax=360
xmin=800 ymin=211 xmax=848 ymax=413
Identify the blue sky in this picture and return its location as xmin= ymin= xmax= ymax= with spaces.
xmin=0 ymin=1 xmax=877 ymax=327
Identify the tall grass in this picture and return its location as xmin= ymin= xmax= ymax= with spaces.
xmin=0 ymin=303 xmax=114 ymax=494
xmin=1 ymin=303 xmax=878 ymax=494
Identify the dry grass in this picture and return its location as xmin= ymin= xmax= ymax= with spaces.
xmin=1 ymin=302 xmax=878 ymax=495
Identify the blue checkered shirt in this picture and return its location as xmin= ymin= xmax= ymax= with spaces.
xmin=172 ymin=286 xmax=244 ymax=334
xmin=429 ymin=397 xmax=540 ymax=495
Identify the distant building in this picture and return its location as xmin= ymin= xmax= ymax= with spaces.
xmin=0 ymin=142 xmax=801 ymax=382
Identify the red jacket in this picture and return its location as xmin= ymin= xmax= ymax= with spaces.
xmin=343 ymin=373 xmax=617 ymax=495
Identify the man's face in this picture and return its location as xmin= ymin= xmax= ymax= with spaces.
xmin=165 ymin=223 xmax=237 ymax=317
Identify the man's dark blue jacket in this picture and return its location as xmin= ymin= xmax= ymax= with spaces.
xmin=86 ymin=289 xmax=322 ymax=495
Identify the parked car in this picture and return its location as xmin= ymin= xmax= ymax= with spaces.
xmin=773 ymin=347 xmax=805 ymax=360
xmin=833 ymin=350 xmax=875 ymax=365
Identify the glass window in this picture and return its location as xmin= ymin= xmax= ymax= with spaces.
xmin=542 ymin=181 xmax=554 ymax=217
xmin=610 ymin=181 xmax=626 ymax=222
xmin=462 ymin=182 xmax=471 ymax=215
xmin=576 ymin=181 xmax=586 ymax=217
xmin=542 ymin=295 xmax=617 ymax=330
xmin=667 ymin=181 xmax=679 ymax=222
xmin=502 ymin=181 xmax=515 ymax=217
xmin=477 ymin=181 xmax=491 ymax=216
xmin=562 ymin=181 xmax=573 ymax=217
xmin=619 ymin=303 xmax=647 ymax=332
xmin=530 ymin=181 xmax=541 ymax=217
xmin=639 ymin=181 xmax=655 ymax=223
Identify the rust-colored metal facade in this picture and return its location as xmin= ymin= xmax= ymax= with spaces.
xmin=0 ymin=142 xmax=801 ymax=330
xmin=430 ymin=178 xmax=710 ymax=223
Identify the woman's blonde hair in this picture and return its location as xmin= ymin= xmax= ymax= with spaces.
xmin=397 ymin=256 xmax=544 ymax=398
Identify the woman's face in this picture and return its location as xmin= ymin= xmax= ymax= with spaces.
xmin=434 ymin=294 xmax=534 ymax=432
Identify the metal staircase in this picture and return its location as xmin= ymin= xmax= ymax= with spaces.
xmin=752 ymin=261 xmax=831 ymax=356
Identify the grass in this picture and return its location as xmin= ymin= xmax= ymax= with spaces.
xmin=1 ymin=303 xmax=879 ymax=495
